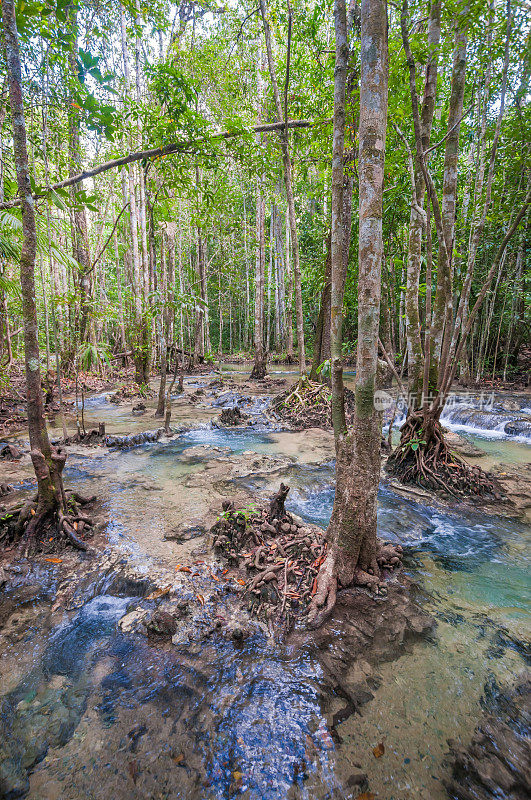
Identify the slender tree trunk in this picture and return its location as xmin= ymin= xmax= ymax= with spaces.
xmin=120 ymin=7 xmax=147 ymax=385
xmin=250 ymin=179 xmax=267 ymax=379
xmin=250 ymin=45 xmax=267 ymax=379
xmin=308 ymin=0 xmax=389 ymax=627
xmin=266 ymin=212 xmax=273 ymax=351
xmin=218 ymin=267 xmax=223 ymax=355
xmin=431 ymin=23 xmax=468 ymax=385
xmin=192 ymin=225 xmax=207 ymax=366
xmin=2 ymin=292 xmax=13 ymax=364
xmin=155 ymin=236 xmax=169 ymax=416
xmin=259 ymin=0 xmax=305 ymax=373
xmin=113 ymin=229 xmax=129 ymax=362
xmin=404 ymin=0 xmax=441 ymax=404
xmin=243 ymin=198 xmax=251 ymax=350
xmin=503 ymin=210 xmax=527 ymax=379
xmin=310 ymin=231 xmax=332 ymax=381
xmin=1 ymin=0 xmax=73 ymax=545
xmin=67 ymin=5 xmax=93 ymax=348
xmin=285 ymin=207 xmax=294 ymax=360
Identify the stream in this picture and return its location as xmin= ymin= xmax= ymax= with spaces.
xmin=0 ymin=372 xmax=529 ymax=800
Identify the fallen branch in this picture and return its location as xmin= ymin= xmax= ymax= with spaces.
xmin=0 ymin=118 xmax=330 ymax=210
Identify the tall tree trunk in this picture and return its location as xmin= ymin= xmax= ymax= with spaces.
xmin=272 ymin=199 xmax=287 ymax=349
xmin=404 ymin=0 xmax=441 ymax=405
xmin=155 ymin=235 xmax=169 ymax=416
xmin=310 ymin=231 xmax=332 ymax=381
xmin=308 ymin=0 xmax=389 ymax=627
xmin=259 ymin=0 xmax=305 ymax=373
xmin=113 ymin=229 xmax=129 ymax=363
xmin=192 ymin=226 xmax=206 ymax=366
xmin=250 ymin=44 xmax=267 ymax=379
xmin=67 ymin=5 xmax=93 ymax=348
xmin=285 ymin=207 xmax=294 ymax=360
xmin=431 ymin=22 xmax=468 ymax=385
xmin=250 ymin=180 xmax=267 ymax=379
xmin=503 ymin=207 xmax=528 ymax=379
xmin=120 ymin=7 xmax=148 ymax=385
xmin=1 ymin=0 xmax=78 ymax=548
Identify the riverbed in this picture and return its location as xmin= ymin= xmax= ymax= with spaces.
xmin=0 ymin=369 xmax=529 ymax=800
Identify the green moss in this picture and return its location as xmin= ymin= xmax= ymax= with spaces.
xmin=355 ymin=380 xmax=375 ymax=418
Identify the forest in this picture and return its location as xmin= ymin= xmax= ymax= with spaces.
xmin=0 ymin=0 xmax=529 ymax=798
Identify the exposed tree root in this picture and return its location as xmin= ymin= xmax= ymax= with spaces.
xmin=249 ymin=353 xmax=267 ymax=380
xmin=273 ymin=375 xmax=356 ymax=429
xmin=60 ymin=424 xmax=106 ymax=446
xmin=218 ymin=406 xmax=249 ymax=426
xmin=387 ymin=413 xmax=502 ymax=498
xmin=210 ymin=486 xmax=402 ymax=633
xmin=306 ymin=539 xmax=402 ymax=629
xmin=0 ymin=447 xmax=97 ymax=556
xmin=108 ymin=383 xmax=154 ymax=405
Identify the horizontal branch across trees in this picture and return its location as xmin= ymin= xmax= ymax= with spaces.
xmin=0 ymin=118 xmax=328 ymax=210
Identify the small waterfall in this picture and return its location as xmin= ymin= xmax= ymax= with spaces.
xmin=385 ymin=392 xmax=531 ymax=442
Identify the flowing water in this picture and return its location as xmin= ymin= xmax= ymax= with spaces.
xmin=1 ymin=375 xmax=529 ymax=800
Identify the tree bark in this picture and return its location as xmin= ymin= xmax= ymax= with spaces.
xmin=113 ymin=229 xmax=129 ymax=363
xmin=67 ymin=5 xmax=93 ymax=348
xmin=431 ymin=23 xmax=468 ymax=386
xmin=310 ymin=230 xmax=332 ymax=381
xmin=1 ymin=0 xmax=70 ymax=539
xmin=120 ymin=7 xmax=148 ymax=385
xmin=403 ymin=0 xmax=441 ymax=404
xmin=308 ymin=0 xmax=389 ymax=627
xmin=250 ymin=180 xmax=267 ymax=379
xmin=155 ymin=235 xmax=169 ymax=416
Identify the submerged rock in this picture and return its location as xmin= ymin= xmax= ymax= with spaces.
xmin=145 ymin=610 xmax=178 ymax=639
xmin=445 ymin=672 xmax=531 ymax=800
xmin=219 ymin=406 xmax=249 ymax=426
xmin=288 ymin=578 xmax=435 ymax=726
xmin=104 ymin=429 xmax=163 ymax=449
xmin=0 ymin=444 xmax=22 ymax=460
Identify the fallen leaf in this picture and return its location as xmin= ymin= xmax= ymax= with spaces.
xmin=171 ymin=753 xmax=185 ymax=765
xmin=145 ymin=586 xmax=171 ymax=600
xmin=175 ymin=565 xmax=192 ymax=573
xmin=311 ymin=577 xmax=318 ymax=596
xmin=209 ymin=570 xmax=220 ymax=581
xmin=196 ymin=593 xmax=205 ymax=605
xmin=30 ymin=508 xmax=35 ymax=516
xmin=128 ymin=759 xmax=140 ymax=784
xmin=73 ymin=521 xmax=78 ymax=531
xmin=356 ymin=793 xmax=376 ymax=800
xmin=43 ymin=557 xmax=62 ymax=564
xmin=235 ymin=578 xmax=246 ymax=586
xmin=373 ymin=742 xmax=385 ymax=758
